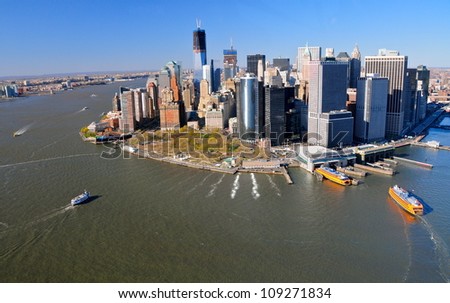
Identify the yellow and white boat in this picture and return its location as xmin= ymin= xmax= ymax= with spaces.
xmin=388 ymin=185 xmax=423 ymax=216
xmin=315 ymin=167 xmax=352 ymax=186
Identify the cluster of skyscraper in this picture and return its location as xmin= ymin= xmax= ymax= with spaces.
xmin=113 ymin=22 xmax=430 ymax=149
xmin=0 ymin=84 xmax=19 ymax=98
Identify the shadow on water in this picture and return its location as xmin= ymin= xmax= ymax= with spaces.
xmin=76 ymin=195 xmax=102 ymax=206
xmin=412 ymin=194 xmax=433 ymax=215
xmin=394 ymin=153 xmax=410 ymax=158
xmin=387 ymin=191 xmax=433 ymax=217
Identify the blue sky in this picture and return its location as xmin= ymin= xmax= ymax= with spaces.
xmin=1 ymin=0 xmax=449 ymax=77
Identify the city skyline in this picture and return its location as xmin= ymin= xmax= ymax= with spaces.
xmin=1 ymin=0 xmax=450 ymax=77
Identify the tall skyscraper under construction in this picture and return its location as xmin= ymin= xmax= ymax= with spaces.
xmin=193 ymin=20 xmax=207 ymax=83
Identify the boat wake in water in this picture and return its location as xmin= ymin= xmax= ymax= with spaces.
xmin=418 ymin=217 xmax=450 ymax=282
xmin=230 ymin=174 xmax=240 ymax=199
xmin=25 ymin=204 xmax=74 ymax=228
xmin=400 ymin=214 xmax=413 ymax=282
xmin=206 ymin=174 xmax=225 ymax=197
xmin=266 ymin=175 xmax=281 ymax=197
xmin=0 ymin=204 xmax=74 ymax=260
xmin=29 ymin=132 xmax=76 ymax=158
xmin=187 ymin=173 xmax=213 ymax=194
xmin=250 ymin=173 xmax=260 ymax=200
xmin=0 ymin=153 xmax=99 ymax=169
xmin=0 ymin=222 xmax=8 ymax=231
xmin=13 ymin=123 xmax=33 ymax=137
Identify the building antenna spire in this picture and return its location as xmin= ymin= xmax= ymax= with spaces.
xmin=230 ymin=37 xmax=233 ymax=49
xmin=196 ymin=18 xmax=201 ymax=29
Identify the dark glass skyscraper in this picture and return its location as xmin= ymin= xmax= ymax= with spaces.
xmin=273 ymin=58 xmax=290 ymax=71
xmin=193 ymin=22 xmax=207 ymax=82
xmin=350 ymin=44 xmax=361 ymax=89
xmin=247 ymin=54 xmax=265 ymax=77
xmin=265 ymin=86 xmax=286 ymax=146
xmin=416 ymin=65 xmax=430 ymax=121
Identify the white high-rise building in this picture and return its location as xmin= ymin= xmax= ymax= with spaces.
xmin=202 ymin=64 xmax=212 ymax=94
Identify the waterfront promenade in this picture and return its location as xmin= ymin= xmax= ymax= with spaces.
xmin=121 ymin=145 xmax=296 ymax=184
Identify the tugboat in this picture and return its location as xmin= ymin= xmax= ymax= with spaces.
xmin=71 ymin=190 xmax=90 ymax=206
xmin=388 ymin=185 xmax=424 ymax=216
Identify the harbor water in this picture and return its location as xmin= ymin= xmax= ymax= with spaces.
xmin=1 ymin=80 xmax=449 ymax=282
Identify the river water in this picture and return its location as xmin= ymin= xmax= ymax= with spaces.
xmin=1 ymin=80 xmax=449 ymax=282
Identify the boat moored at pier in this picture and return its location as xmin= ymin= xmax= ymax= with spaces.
xmin=315 ymin=167 xmax=352 ymax=186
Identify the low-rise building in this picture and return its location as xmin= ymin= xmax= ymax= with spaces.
xmin=241 ymin=160 xmax=281 ymax=169
xmin=294 ymin=144 xmax=356 ymax=172
xmin=352 ymin=144 xmax=394 ymax=164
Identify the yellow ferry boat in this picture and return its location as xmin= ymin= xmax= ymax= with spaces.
xmin=315 ymin=167 xmax=352 ymax=186
xmin=388 ymin=185 xmax=424 ymax=216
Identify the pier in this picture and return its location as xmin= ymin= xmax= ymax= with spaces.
xmin=281 ymin=166 xmax=294 ymax=184
xmin=393 ymin=156 xmax=433 ymax=169
xmin=336 ymin=166 xmax=367 ymax=178
xmin=236 ymin=166 xmax=294 ymax=184
xmin=411 ymin=141 xmax=450 ymax=151
xmin=353 ymin=163 xmax=395 ymax=176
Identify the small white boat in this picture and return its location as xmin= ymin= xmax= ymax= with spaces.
xmin=71 ymin=190 xmax=90 ymax=206
xmin=82 ymin=107 xmax=88 ymax=111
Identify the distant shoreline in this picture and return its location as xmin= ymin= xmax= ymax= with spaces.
xmin=0 ymin=70 xmax=159 ymax=81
